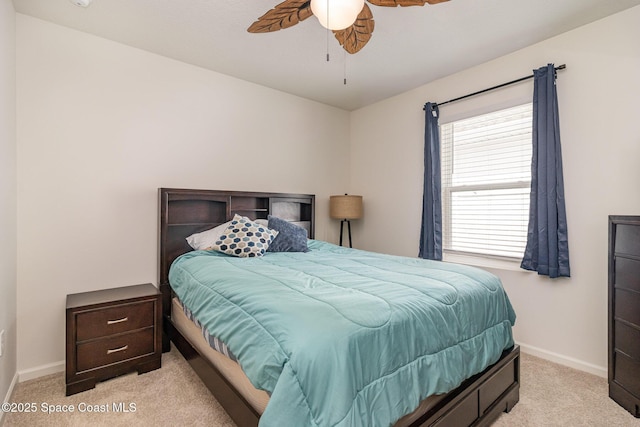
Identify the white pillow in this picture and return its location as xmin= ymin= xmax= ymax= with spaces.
xmin=186 ymin=221 xmax=232 ymax=250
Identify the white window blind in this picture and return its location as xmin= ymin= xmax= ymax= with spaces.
xmin=441 ymin=103 xmax=532 ymax=259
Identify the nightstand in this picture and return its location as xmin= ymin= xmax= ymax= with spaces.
xmin=65 ymin=283 xmax=162 ymax=396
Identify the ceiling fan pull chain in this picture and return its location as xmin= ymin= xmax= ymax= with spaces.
xmin=326 ymin=0 xmax=330 ymax=62
xmin=344 ymin=49 xmax=347 ymax=85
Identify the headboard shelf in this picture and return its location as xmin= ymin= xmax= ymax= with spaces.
xmin=167 ymin=222 xmax=225 ymax=227
xmin=230 ymin=197 xmax=268 ymax=208
xmin=167 ymin=199 xmax=227 ymax=225
xmin=233 ymin=212 xmax=267 ymax=220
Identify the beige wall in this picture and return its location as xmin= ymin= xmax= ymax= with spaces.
xmin=16 ymin=15 xmax=350 ymax=373
xmin=0 ymin=0 xmax=17 ymax=407
xmin=350 ymin=6 xmax=640 ymax=375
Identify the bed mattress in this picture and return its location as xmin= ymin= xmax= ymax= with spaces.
xmin=169 ymin=240 xmax=516 ymax=427
xmin=172 ymin=297 xmax=270 ymax=413
xmin=171 ymin=297 xmax=446 ymax=426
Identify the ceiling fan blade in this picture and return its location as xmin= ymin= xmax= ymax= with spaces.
xmin=333 ymin=4 xmax=375 ymax=54
xmin=366 ymin=0 xmax=449 ymax=6
xmin=248 ymin=0 xmax=313 ymax=33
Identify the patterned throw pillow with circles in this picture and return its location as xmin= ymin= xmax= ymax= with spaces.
xmin=210 ymin=214 xmax=279 ymax=258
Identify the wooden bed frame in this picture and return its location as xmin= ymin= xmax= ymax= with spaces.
xmin=158 ymin=188 xmax=520 ymax=427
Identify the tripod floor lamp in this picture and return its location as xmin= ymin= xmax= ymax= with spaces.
xmin=330 ymin=194 xmax=363 ymax=248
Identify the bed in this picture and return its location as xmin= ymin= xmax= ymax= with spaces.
xmin=158 ymin=188 xmax=520 ymax=427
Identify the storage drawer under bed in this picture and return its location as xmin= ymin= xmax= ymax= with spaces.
xmin=427 ymin=350 xmax=519 ymax=427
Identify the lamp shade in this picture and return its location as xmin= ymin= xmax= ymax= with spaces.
xmin=310 ymin=0 xmax=365 ymax=30
xmin=330 ymin=195 xmax=363 ymax=220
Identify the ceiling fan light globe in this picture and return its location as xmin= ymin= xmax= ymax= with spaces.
xmin=310 ymin=0 xmax=365 ymax=30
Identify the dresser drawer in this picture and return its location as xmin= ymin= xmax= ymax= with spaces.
xmin=614 ymin=352 xmax=640 ymax=397
xmin=76 ymin=328 xmax=155 ymax=372
xmin=76 ymin=300 xmax=155 ymax=341
xmin=615 ymin=224 xmax=640 ymax=256
xmin=615 ymin=321 xmax=640 ymax=361
xmin=615 ymin=289 xmax=640 ymax=327
xmin=615 ymin=256 xmax=640 ymax=293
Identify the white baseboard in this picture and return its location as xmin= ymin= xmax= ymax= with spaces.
xmin=18 ymin=360 xmax=64 ymax=382
xmin=1 ymin=362 xmax=63 ymax=424
xmin=518 ymin=342 xmax=607 ymax=378
xmin=1 ymin=371 xmax=19 ymax=426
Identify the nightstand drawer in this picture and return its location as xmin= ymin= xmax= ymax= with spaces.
xmin=76 ymin=328 xmax=155 ymax=372
xmin=76 ymin=300 xmax=155 ymax=341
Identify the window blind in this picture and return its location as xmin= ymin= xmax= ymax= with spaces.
xmin=441 ymin=104 xmax=532 ymax=259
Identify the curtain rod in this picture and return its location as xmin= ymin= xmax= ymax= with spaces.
xmin=424 ymin=64 xmax=566 ymax=110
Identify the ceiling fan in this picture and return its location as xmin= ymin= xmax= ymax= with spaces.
xmin=248 ymin=0 xmax=450 ymax=54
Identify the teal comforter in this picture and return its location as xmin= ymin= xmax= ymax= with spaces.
xmin=169 ymin=240 xmax=515 ymax=427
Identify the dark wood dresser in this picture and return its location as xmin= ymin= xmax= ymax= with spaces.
xmin=66 ymin=283 xmax=162 ymax=396
xmin=608 ymin=215 xmax=640 ymax=417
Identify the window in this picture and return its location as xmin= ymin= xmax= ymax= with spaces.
xmin=440 ymin=104 xmax=532 ymax=259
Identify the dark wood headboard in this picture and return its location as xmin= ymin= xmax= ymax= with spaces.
xmin=158 ymin=188 xmax=315 ymax=318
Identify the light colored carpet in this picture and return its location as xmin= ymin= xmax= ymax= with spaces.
xmin=3 ymin=345 xmax=235 ymax=427
xmin=494 ymin=352 xmax=640 ymax=427
xmin=3 ymin=346 xmax=640 ymax=426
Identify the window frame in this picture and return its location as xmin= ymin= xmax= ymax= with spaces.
xmin=440 ymin=103 xmax=533 ymax=261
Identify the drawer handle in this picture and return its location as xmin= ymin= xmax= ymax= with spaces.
xmin=107 ymin=345 xmax=128 ymax=355
xmin=107 ymin=317 xmax=128 ymax=325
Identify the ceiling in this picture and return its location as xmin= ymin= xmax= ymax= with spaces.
xmin=13 ymin=0 xmax=640 ymax=111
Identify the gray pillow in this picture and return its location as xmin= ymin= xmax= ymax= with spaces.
xmin=267 ymin=215 xmax=309 ymax=252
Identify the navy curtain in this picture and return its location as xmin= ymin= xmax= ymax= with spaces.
xmin=419 ymin=102 xmax=442 ymax=260
xmin=521 ymin=64 xmax=570 ymax=278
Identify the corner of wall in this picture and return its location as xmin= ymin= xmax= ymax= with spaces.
xmin=1 ymin=371 xmax=19 ymax=425
xmin=0 ymin=0 xmax=18 ymax=410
